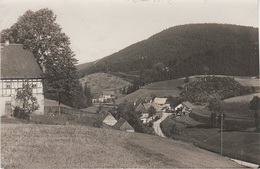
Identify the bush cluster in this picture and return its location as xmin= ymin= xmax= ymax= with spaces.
xmin=13 ymin=106 xmax=30 ymax=120
xmin=181 ymin=76 xmax=250 ymax=103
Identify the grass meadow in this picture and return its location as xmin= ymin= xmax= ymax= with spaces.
xmin=1 ymin=124 xmax=241 ymax=168
xmin=160 ymin=115 xmax=260 ymax=164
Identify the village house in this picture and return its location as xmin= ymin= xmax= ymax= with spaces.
xmin=0 ymin=42 xmax=44 ymax=116
xmin=153 ymin=97 xmax=170 ymax=107
xmin=133 ymin=96 xmax=152 ymax=106
xmin=135 ymin=102 xmax=163 ymax=123
xmin=98 ymin=90 xmax=116 ymax=103
xmin=92 ymin=94 xmax=100 ymax=104
xmin=113 ymin=117 xmax=134 ymax=132
xmin=103 ymin=112 xmax=117 ymax=126
xmin=135 ymin=103 xmax=149 ymax=123
xmin=144 ymin=103 xmax=163 ymax=118
xmin=175 ymin=101 xmax=195 ymax=115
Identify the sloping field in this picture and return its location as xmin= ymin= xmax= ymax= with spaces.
xmin=79 ymin=72 xmax=131 ymax=95
xmin=234 ymin=77 xmax=260 ymax=87
xmin=223 ymin=93 xmax=260 ymax=103
xmin=142 ymin=78 xmax=185 ymax=90
xmin=161 ymin=116 xmax=260 ymax=164
xmin=116 ymin=75 xmax=259 ymax=105
xmin=1 ymin=124 xmax=241 ymax=168
xmin=116 ymin=78 xmax=184 ymax=104
xmin=116 ymin=88 xmax=180 ymax=104
xmin=188 ymin=75 xmax=259 ymax=87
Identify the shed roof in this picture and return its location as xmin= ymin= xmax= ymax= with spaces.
xmin=182 ymin=101 xmax=195 ymax=109
xmin=153 ymin=97 xmax=167 ymax=105
xmin=114 ymin=117 xmax=134 ymax=131
xmin=1 ymin=44 xmax=42 ymax=79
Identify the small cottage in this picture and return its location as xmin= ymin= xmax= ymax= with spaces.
xmin=135 ymin=103 xmax=149 ymax=123
xmin=103 ymin=113 xmax=117 ymax=126
xmin=153 ymin=97 xmax=168 ymax=105
xmin=98 ymin=90 xmax=115 ymax=103
xmin=181 ymin=101 xmax=195 ymax=113
xmin=153 ymin=97 xmax=171 ymax=110
xmin=114 ymin=118 xmax=134 ymax=132
xmin=175 ymin=101 xmax=195 ymax=114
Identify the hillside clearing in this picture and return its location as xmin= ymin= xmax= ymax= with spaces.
xmin=142 ymin=78 xmax=185 ymax=90
xmin=1 ymin=124 xmax=241 ymax=168
xmin=223 ymin=93 xmax=260 ymax=103
xmin=79 ymin=72 xmax=131 ymax=95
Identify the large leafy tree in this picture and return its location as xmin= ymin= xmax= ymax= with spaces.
xmin=1 ymin=8 xmax=81 ymax=110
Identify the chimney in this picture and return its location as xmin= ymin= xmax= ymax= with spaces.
xmin=5 ymin=40 xmax=9 ymax=46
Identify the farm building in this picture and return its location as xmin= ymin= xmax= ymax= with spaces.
xmin=114 ymin=118 xmax=134 ymax=132
xmin=103 ymin=113 xmax=117 ymax=126
xmin=0 ymin=42 xmax=44 ymax=116
xmin=175 ymin=101 xmax=195 ymax=114
xmin=153 ymin=97 xmax=168 ymax=105
xmin=153 ymin=97 xmax=171 ymax=109
xmin=98 ymin=90 xmax=116 ymax=103
xmin=143 ymin=103 xmax=163 ymax=117
xmin=135 ymin=103 xmax=149 ymax=123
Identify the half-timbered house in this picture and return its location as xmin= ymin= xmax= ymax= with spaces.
xmin=0 ymin=42 xmax=44 ymax=116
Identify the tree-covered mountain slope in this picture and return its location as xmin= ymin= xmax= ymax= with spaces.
xmin=78 ymin=24 xmax=258 ymax=80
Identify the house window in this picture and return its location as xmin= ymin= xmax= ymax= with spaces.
xmin=6 ymin=82 xmax=11 ymax=88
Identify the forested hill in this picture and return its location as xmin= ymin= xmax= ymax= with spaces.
xmin=78 ymin=24 xmax=259 ymax=80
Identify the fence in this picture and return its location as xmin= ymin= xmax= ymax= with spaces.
xmin=44 ymin=106 xmax=100 ymax=119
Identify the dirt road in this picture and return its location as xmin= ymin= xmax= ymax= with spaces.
xmin=153 ymin=113 xmax=171 ymax=137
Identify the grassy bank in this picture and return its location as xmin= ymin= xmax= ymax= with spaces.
xmin=1 ymin=124 xmax=241 ymax=168
xmin=160 ymin=115 xmax=260 ymax=164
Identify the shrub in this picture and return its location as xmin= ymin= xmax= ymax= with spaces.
xmin=13 ymin=106 xmax=30 ymax=120
xmin=93 ymin=121 xmax=103 ymax=128
xmin=30 ymin=115 xmax=68 ymax=125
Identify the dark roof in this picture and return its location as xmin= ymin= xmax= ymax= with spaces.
xmin=103 ymin=90 xmax=115 ymax=95
xmin=114 ymin=117 xmax=134 ymax=131
xmin=1 ymin=44 xmax=42 ymax=79
xmin=135 ymin=103 xmax=147 ymax=114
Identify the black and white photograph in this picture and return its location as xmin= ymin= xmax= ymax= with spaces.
xmin=0 ymin=0 xmax=259 ymax=168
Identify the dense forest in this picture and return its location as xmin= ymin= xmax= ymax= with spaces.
xmin=78 ymin=24 xmax=259 ymax=83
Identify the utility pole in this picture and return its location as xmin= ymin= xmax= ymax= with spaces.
xmin=220 ymin=112 xmax=223 ymax=156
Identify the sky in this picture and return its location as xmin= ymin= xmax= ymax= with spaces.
xmin=0 ymin=0 xmax=259 ymax=64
